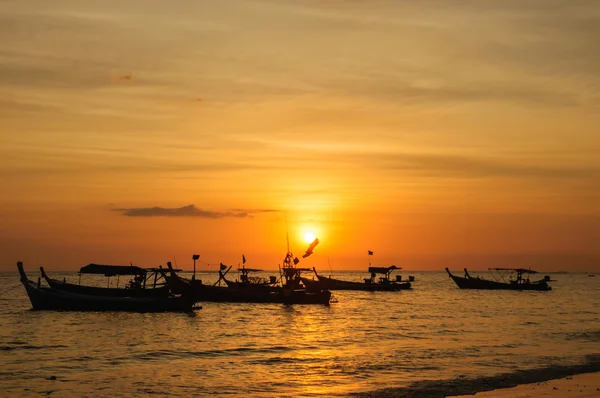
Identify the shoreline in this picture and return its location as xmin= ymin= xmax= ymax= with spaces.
xmin=350 ymin=355 xmax=600 ymax=398
xmin=451 ymin=371 xmax=600 ymax=397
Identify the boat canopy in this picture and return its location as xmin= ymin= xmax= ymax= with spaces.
xmin=79 ymin=263 xmax=146 ymax=276
xmin=368 ymin=265 xmax=399 ymax=274
xmin=488 ymin=268 xmax=538 ymax=274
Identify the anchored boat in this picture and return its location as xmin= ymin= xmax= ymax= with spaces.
xmin=17 ymin=262 xmax=197 ymax=312
xmin=40 ymin=264 xmax=171 ymax=298
xmin=301 ymin=266 xmax=412 ymax=291
xmin=446 ymin=267 xmax=552 ymax=291
xmin=162 ymin=249 xmax=331 ymax=305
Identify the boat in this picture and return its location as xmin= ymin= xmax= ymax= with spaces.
xmin=224 ymin=266 xmax=279 ymax=290
xmin=17 ymin=262 xmax=197 ymax=312
xmin=278 ymin=245 xmax=332 ymax=305
xmin=160 ymin=261 xmax=268 ymax=303
xmin=40 ymin=264 xmax=171 ymax=298
xmin=161 ymin=249 xmax=331 ymax=305
xmin=445 ymin=267 xmax=552 ymax=291
xmin=301 ymin=265 xmax=412 ymax=291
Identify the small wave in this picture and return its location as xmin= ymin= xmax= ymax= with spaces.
xmin=131 ymin=345 xmax=298 ymax=361
xmin=249 ymin=356 xmax=319 ymax=365
xmin=349 ymin=357 xmax=600 ymax=397
xmin=0 ymin=344 xmax=69 ymax=351
xmin=564 ymin=330 xmax=600 ymax=342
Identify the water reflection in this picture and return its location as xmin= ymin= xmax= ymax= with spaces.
xmin=0 ymin=272 xmax=598 ymax=396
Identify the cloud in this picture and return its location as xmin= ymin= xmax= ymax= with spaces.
xmin=230 ymin=208 xmax=278 ymax=214
xmin=113 ymin=204 xmax=277 ymax=218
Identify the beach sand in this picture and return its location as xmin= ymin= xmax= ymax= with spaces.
xmin=451 ymin=372 xmax=600 ymax=398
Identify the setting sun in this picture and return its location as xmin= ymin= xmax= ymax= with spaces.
xmin=303 ymin=231 xmax=317 ymax=243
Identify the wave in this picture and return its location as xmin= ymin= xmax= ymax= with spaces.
xmin=130 ymin=345 xmax=302 ymax=361
xmin=349 ymin=355 xmax=600 ymax=397
xmin=0 ymin=344 xmax=69 ymax=352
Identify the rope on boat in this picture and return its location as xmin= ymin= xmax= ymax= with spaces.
xmin=0 ymin=283 xmax=21 ymax=297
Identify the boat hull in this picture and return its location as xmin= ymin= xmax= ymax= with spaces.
xmin=302 ymin=275 xmax=411 ymax=291
xmin=18 ymin=263 xmax=195 ymax=312
xmin=446 ymin=268 xmax=552 ymax=291
xmin=164 ymin=272 xmax=330 ymax=305
xmin=41 ymin=268 xmax=170 ymax=298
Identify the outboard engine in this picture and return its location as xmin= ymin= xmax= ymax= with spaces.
xmin=544 ymin=275 xmax=551 ymax=281
xmin=396 ymin=275 xmax=402 ymax=282
xmin=409 ymin=276 xmax=415 ymax=282
xmin=269 ymin=275 xmax=277 ymax=284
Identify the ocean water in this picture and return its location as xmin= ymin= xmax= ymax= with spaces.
xmin=1 ymin=268 xmax=599 ymax=397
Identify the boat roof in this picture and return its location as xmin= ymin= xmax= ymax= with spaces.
xmin=489 ymin=267 xmax=538 ymax=274
xmin=368 ymin=265 xmax=400 ymax=274
xmin=79 ymin=264 xmax=146 ymax=276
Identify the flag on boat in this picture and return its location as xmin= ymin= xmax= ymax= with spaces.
xmin=303 ymin=238 xmax=320 ymax=258
xmin=242 ymin=255 xmax=246 ymax=264
xmin=368 ymin=250 xmax=374 ymax=255
xmin=219 ymin=263 xmax=227 ymax=271
xmin=293 ymin=257 xmax=300 ymax=265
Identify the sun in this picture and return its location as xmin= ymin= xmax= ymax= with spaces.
xmin=303 ymin=231 xmax=316 ymax=243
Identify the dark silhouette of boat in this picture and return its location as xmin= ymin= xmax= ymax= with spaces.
xmin=161 ymin=261 xmax=280 ymax=303
xmin=17 ymin=262 xmax=196 ymax=312
xmin=446 ymin=267 xmax=552 ymax=291
xmin=161 ymin=251 xmax=331 ymax=305
xmin=40 ymin=264 xmax=171 ymax=298
xmin=301 ymin=266 xmax=412 ymax=291
xmin=278 ymin=246 xmax=332 ymax=304
xmin=223 ymin=266 xmax=279 ymax=290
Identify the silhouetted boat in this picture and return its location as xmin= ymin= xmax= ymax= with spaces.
xmin=278 ymin=247 xmax=332 ymax=304
xmin=446 ymin=267 xmax=552 ymax=291
xmin=162 ymin=252 xmax=331 ymax=305
xmin=162 ymin=261 xmax=279 ymax=303
xmin=301 ymin=266 xmax=412 ymax=291
xmin=223 ymin=266 xmax=279 ymax=290
xmin=40 ymin=265 xmax=171 ymax=298
xmin=18 ymin=262 xmax=196 ymax=312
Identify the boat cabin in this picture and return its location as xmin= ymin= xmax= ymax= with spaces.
xmin=365 ymin=266 xmax=400 ymax=285
xmin=488 ymin=268 xmax=548 ymax=285
xmin=78 ymin=263 xmax=180 ymax=289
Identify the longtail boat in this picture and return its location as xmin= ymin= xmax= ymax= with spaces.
xmin=40 ymin=265 xmax=171 ymax=298
xmin=160 ymin=261 xmax=264 ymax=303
xmin=224 ymin=266 xmax=279 ymax=290
xmin=278 ymin=246 xmax=332 ymax=305
xmin=161 ymin=251 xmax=331 ymax=305
xmin=17 ymin=262 xmax=196 ymax=312
xmin=446 ymin=267 xmax=552 ymax=291
xmin=301 ymin=266 xmax=412 ymax=291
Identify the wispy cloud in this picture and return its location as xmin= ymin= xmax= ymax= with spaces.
xmin=113 ymin=204 xmax=277 ymax=218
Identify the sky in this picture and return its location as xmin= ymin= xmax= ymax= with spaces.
xmin=1 ymin=0 xmax=599 ymax=272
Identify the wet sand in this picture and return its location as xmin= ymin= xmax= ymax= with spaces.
xmin=451 ymin=372 xmax=600 ymax=398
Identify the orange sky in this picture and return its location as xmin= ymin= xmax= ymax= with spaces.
xmin=1 ymin=1 xmax=599 ymax=272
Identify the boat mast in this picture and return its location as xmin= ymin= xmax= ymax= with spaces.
xmin=192 ymin=254 xmax=200 ymax=281
xmin=282 ymin=215 xmax=297 ymax=287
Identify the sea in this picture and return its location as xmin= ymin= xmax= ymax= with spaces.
xmin=1 ymin=268 xmax=599 ymax=397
